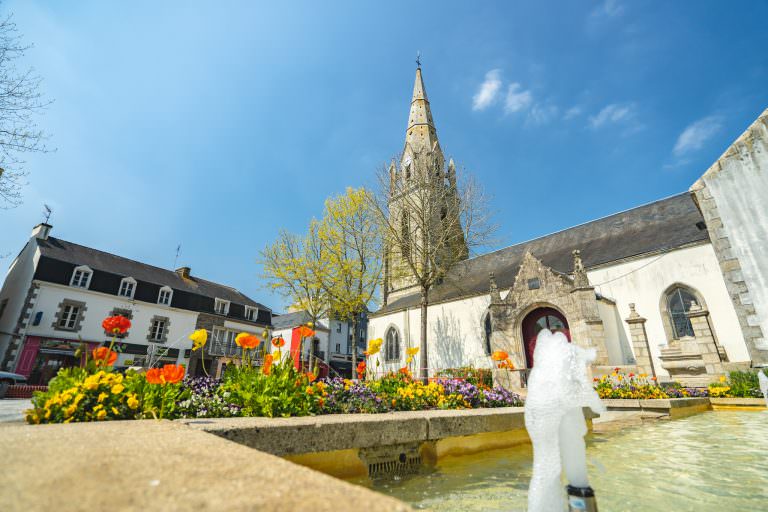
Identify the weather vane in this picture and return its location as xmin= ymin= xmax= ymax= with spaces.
xmin=416 ymin=51 xmax=421 ymax=68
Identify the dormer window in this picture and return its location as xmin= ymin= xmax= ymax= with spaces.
xmin=215 ymin=298 xmax=230 ymax=315
xmin=158 ymin=286 xmax=173 ymax=306
xmin=245 ymin=306 xmax=258 ymax=321
xmin=70 ymin=266 xmax=93 ymax=289
xmin=118 ymin=277 xmax=136 ymax=299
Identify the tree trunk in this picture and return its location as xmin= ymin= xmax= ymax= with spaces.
xmin=420 ymin=288 xmax=429 ymax=383
xmin=350 ymin=313 xmax=358 ymax=379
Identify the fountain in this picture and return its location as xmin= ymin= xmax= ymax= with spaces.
xmin=524 ymin=329 xmax=606 ymax=512
xmin=758 ymin=370 xmax=768 ymax=408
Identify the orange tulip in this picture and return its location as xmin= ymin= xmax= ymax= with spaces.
xmin=235 ymin=332 xmax=260 ymax=349
xmin=92 ymin=347 xmax=118 ymax=366
xmin=145 ymin=367 xmax=163 ymax=384
xmin=491 ymin=350 xmax=509 ymax=361
xmin=296 ymin=325 xmax=315 ymax=338
xmin=102 ymin=315 xmax=131 ymax=335
xmin=161 ymin=364 xmax=185 ymax=384
xmin=271 ymin=336 xmax=286 ymax=348
xmin=146 ymin=364 xmax=185 ymax=384
xmin=306 ymin=372 xmax=317 ymax=382
xmin=262 ymin=354 xmax=274 ymax=375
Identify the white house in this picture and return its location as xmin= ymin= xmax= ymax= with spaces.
xmin=0 ymin=224 xmax=273 ymax=384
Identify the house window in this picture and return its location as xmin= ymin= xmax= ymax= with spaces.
xmin=336 ymin=323 xmax=341 ymax=333
xmin=149 ymin=318 xmax=167 ymax=342
xmin=335 ymin=343 xmax=341 ymax=353
xmin=118 ymin=277 xmax=136 ymax=298
xmin=56 ymin=302 xmax=83 ymax=330
xmin=215 ymin=299 xmax=230 ymax=315
xmin=158 ymin=287 xmax=173 ymax=306
xmin=666 ymin=286 xmax=698 ymax=339
xmin=384 ymin=327 xmax=401 ymax=362
xmin=70 ymin=266 xmax=92 ymax=288
xmin=245 ymin=306 xmax=258 ymax=321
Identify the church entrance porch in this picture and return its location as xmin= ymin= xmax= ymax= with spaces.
xmin=521 ymin=307 xmax=570 ymax=368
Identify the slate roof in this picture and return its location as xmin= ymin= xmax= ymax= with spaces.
xmin=373 ymin=192 xmax=709 ymax=316
xmin=271 ymin=310 xmax=329 ymax=331
xmin=36 ymin=237 xmax=271 ymax=310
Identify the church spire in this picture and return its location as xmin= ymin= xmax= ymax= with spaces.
xmin=404 ymin=65 xmax=440 ymax=158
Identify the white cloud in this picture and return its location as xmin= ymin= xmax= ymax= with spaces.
xmin=527 ymin=103 xmax=559 ymax=125
xmin=504 ymin=83 xmax=533 ymax=114
xmin=591 ymin=0 xmax=624 ymax=19
xmin=673 ymin=116 xmax=722 ymax=157
xmin=472 ymin=69 xmax=502 ymax=111
xmin=563 ymin=106 xmax=583 ymax=120
xmin=589 ymin=103 xmax=634 ymax=128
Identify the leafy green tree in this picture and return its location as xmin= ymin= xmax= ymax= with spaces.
xmin=314 ymin=187 xmax=383 ymax=372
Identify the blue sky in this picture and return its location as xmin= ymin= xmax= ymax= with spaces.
xmin=1 ymin=0 xmax=767 ymax=312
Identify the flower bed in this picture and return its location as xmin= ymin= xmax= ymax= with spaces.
xmin=595 ymin=368 xmax=768 ymax=400
xmin=25 ymin=315 xmax=522 ymax=425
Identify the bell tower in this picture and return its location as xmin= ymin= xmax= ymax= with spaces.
xmin=383 ymin=64 xmax=468 ymax=305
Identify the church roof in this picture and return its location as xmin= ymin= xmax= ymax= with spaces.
xmin=373 ymin=192 xmax=709 ymax=316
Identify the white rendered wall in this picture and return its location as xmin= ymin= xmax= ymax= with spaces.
xmin=588 ymin=243 xmax=748 ymax=377
xmin=699 ymin=118 xmax=768 ymax=350
xmin=27 ymin=282 xmax=196 ymax=366
xmin=368 ymin=294 xmax=496 ymax=376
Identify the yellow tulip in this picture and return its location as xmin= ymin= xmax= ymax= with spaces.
xmin=189 ymin=329 xmax=208 ymax=351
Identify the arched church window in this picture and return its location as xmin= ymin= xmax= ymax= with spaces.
xmin=400 ymin=213 xmax=410 ymax=258
xmin=483 ymin=313 xmax=492 ymax=355
xmin=666 ymin=286 xmax=698 ymax=338
xmin=385 ymin=327 xmax=401 ymax=362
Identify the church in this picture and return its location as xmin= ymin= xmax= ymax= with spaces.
xmin=368 ymin=66 xmax=768 ymax=388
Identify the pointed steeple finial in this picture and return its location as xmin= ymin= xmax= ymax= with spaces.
xmin=489 ymin=272 xmax=502 ymax=304
xmin=415 ymin=51 xmax=421 ymax=69
xmin=402 ymin=64 xmax=440 ymax=165
xmin=572 ymin=249 xmax=590 ymax=288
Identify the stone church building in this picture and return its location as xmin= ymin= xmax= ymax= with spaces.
xmin=368 ymin=66 xmax=768 ymax=388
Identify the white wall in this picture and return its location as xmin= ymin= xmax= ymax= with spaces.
xmin=589 ymin=243 xmax=749 ymax=376
xmin=0 ymin=241 xmax=39 ymax=365
xmin=27 ymin=282 xmax=196 ymax=366
xmin=368 ymin=294 xmax=495 ymax=376
xmin=699 ymin=114 xmax=768 ymax=351
xmin=596 ymin=300 xmax=633 ymax=365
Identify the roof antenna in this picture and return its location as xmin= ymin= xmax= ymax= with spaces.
xmin=173 ymin=244 xmax=181 ymax=269
xmin=415 ymin=51 xmax=421 ymax=69
xmin=42 ymin=204 xmax=52 ymax=224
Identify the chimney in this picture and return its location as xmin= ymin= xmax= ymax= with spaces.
xmin=175 ymin=266 xmax=191 ymax=279
xmin=31 ymin=223 xmax=52 ymax=240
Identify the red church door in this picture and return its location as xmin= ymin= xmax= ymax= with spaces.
xmin=521 ymin=308 xmax=570 ymax=368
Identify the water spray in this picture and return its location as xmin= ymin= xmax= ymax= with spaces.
xmin=524 ymin=329 xmax=606 ymax=512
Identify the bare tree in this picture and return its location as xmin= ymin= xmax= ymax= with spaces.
xmin=0 ymin=12 xmax=51 ymax=208
xmin=370 ymin=147 xmax=496 ymax=381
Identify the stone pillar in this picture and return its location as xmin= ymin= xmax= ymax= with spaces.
xmin=625 ymin=303 xmax=655 ymax=378
xmin=687 ymin=302 xmax=724 ymax=377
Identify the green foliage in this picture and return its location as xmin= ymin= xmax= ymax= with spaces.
xmin=711 ymin=370 xmax=765 ymax=398
xmin=435 ymin=366 xmax=493 ymax=387
xmin=219 ymin=358 xmax=323 ymax=418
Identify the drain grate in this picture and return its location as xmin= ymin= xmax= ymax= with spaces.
xmin=359 ymin=442 xmax=424 ymax=478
